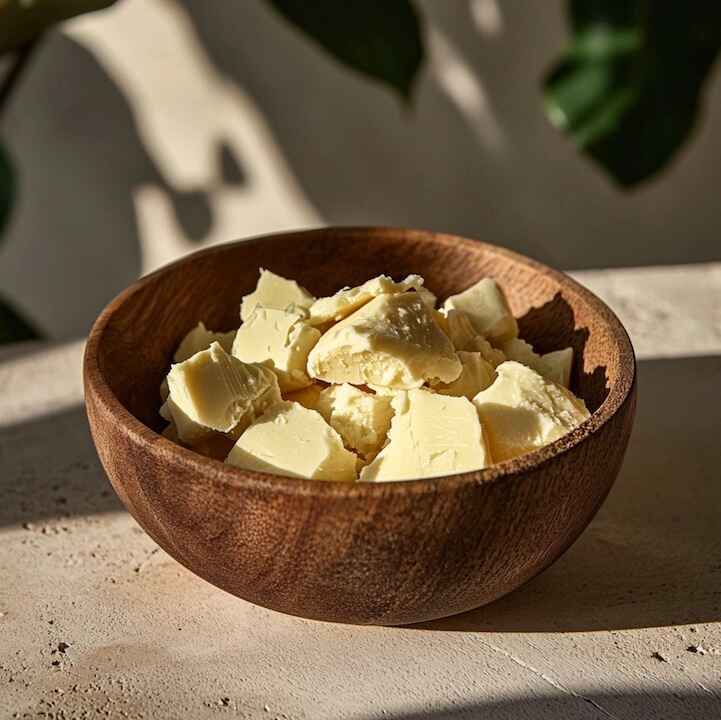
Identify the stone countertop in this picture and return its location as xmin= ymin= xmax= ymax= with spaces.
xmin=2 ymin=264 xmax=721 ymax=719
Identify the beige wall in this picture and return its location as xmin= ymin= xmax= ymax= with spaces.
xmin=1 ymin=0 xmax=720 ymax=339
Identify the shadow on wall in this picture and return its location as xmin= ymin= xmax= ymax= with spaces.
xmin=185 ymin=0 xmax=721 ymax=269
xmin=0 ymin=31 xmax=246 ymax=340
xmin=354 ymin=688 xmax=721 ymax=720
xmin=3 ymin=0 xmax=721 ymax=341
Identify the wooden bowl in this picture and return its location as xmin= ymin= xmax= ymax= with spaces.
xmin=84 ymin=227 xmax=636 ymax=626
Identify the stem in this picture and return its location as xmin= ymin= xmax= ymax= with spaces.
xmin=0 ymin=37 xmax=41 ymax=119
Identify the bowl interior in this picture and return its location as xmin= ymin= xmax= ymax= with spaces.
xmin=95 ymin=228 xmax=619 ymax=437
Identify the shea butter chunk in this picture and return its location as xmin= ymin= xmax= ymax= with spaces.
xmin=190 ymin=432 xmax=236 ymax=461
xmin=417 ymin=286 xmax=437 ymax=309
xmin=284 ymin=382 xmax=324 ymax=411
xmin=499 ymin=338 xmax=540 ymax=370
xmin=539 ymin=347 xmax=573 ymax=388
xmin=466 ymin=335 xmax=507 ymax=368
xmin=441 ymin=309 xmax=506 ymax=366
xmin=160 ymin=396 xmax=212 ymax=444
xmin=308 ymin=274 xmax=425 ymax=325
xmin=174 ymin=322 xmax=236 ymax=363
xmin=161 ymin=422 xmax=179 ymax=442
xmin=443 ymin=278 xmax=518 ymax=343
xmin=317 ymin=383 xmax=393 ymax=460
xmin=360 ymin=389 xmax=491 ymax=481
xmin=472 ymin=361 xmax=589 ymax=462
xmin=432 ymin=309 xmax=449 ymax=336
xmin=440 ymin=308 xmax=475 ymax=349
xmin=307 ymin=292 xmax=461 ymax=389
xmin=240 ymin=269 xmax=315 ymax=321
xmin=167 ymin=342 xmax=281 ymax=442
xmin=367 ymin=384 xmax=401 ymax=396
xmin=431 ymin=351 xmax=495 ymax=400
xmin=226 ymin=401 xmax=357 ymax=481
xmin=501 ymin=338 xmax=573 ymax=388
xmin=232 ymin=308 xmax=321 ymax=392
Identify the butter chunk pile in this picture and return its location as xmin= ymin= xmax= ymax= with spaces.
xmin=159 ymin=269 xmax=590 ymax=481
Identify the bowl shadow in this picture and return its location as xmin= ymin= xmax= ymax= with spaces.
xmin=353 ymin=687 xmax=721 ymax=720
xmin=413 ymin=354 xmax=721 ymax=632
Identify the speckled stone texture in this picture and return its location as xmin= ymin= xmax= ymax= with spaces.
xmin=2 ymin=264 xmax=721 ymax=718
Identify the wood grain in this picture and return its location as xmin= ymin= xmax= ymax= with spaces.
xmin=83 ymin=227 xmax=636 ymax=625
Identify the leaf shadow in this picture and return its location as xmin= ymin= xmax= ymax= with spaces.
xmin=1 ymin=32 xmax=248 ymax=338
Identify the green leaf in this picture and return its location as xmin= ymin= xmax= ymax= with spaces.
xmin=0 ymin=0 xmax=117 ymax=54
xmin=0 ymin=294 xmax=41 ymax=344
xmin=267 ymin=0 xmax=424 ymax=101
xmin=0 ymin=141 xmax=13 ymax=237
xmin=544 ymin=1 xmax=721 ymax=186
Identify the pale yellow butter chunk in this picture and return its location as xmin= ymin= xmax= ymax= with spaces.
xmin=440 ymin=308 xmax=475 ymax=349
xmin=540 ymin=347 xmax=574 ymax=388
xmin=416 ymin=285 xmax=437 ymax=308
xmin=166 ymin=342 xmax=281 ymax=443
xmin=431 ymin=351 xmax=495 ymax=400
xmin=174 ymin=322 xmax=236 ymax=363
xmin=160 ymin=411 xmax=234 ymax=460
xmin=498 ymin=338 xmax=540 ymax=369
xmin=316 ymin=383 xmax=393 ymax=460
xmin=500 ymin=338 xmax=573 ymax=388
xmin=160 ymin=395 xmax=211 ymax=444
xmin=161 ymin=422 xmax=179 ymax=442
xmin=441 ymin=309 xmax=506 ymax=366
xmin=466 ymin=335 xmax=507 ymax=368
xmin=472 ymin=361 xmax=590 ymax=462
xmin=240 ymin=269 xmax=315 ymax=322
xmin=232 ymin=307 xmax=321 ymax=392
xmin=226 ymin=401 xmax=357 ymax=481
xmin=307 ymin=292 xmax=461 ymax=389
xmin=284 ymin=382 xmax=324 ymax=411
xmin=367 ymin=384 xmax=401 ymax=396
xmin=432 ymin=309 xmax=449 ymax=336
xmin=443 ymin=278 xmax=518 ymax=343
xmin=308 ymin=274 xmax=425 ymax=325
xmin=360 ymin=389 xmax=491 ymax=482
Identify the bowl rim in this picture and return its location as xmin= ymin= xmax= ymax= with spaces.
xmin=84 ymin=226 xmax=636 ymax=498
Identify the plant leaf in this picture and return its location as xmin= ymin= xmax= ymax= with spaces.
xmin=0 ymin=141 xmax=13 ymax=237
xmin=544 ymin=1 xmax=721 ymax=186
xmin=267 ymin=0 xmax=424 ymax=101
xmin=0 ymin=294 xmax=41 ymax=343
xmin=0 ymin=0 xmax=116 ymax=54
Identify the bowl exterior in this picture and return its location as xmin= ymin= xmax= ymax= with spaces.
xmin=85 ymin=379 xmax=635 ymax=625
xmin=84 ymin=227 xmax=637 ymax=625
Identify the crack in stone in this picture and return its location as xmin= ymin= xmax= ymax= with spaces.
xmin=478 ymin=639 xmax=624 ymax=720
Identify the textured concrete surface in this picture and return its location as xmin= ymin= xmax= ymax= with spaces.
xmin=2 ymin=266 xmax=721 ymax=719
